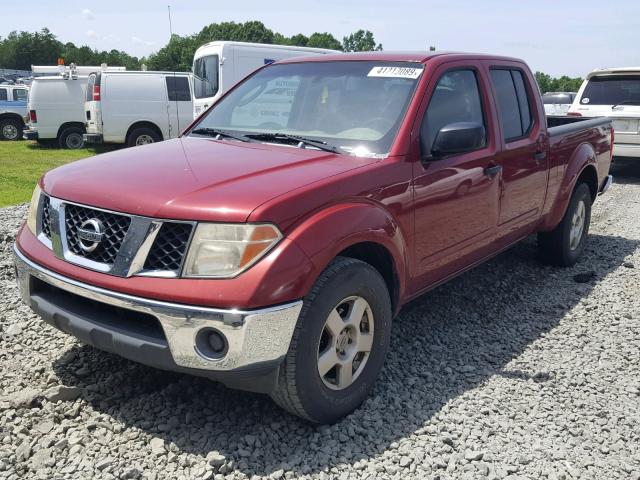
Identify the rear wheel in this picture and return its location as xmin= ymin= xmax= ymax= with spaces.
xmin=271 ymin=257 xmax=392 ymax=424
xmin=0 ymin=118 xmax=23 ymax=141
xmin=127 ymin=127 xmax=161 ymax=148
xmin=58 ymin=126 xmax=85 ymax=149
xmin=538 ymin=182 xmax=592 ymax=266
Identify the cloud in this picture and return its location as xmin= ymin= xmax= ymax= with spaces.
xmin=82 ymin=8 xmax=95 ymax=20
xmin=85 ymin=30 xmax=98 ymax=39
xmin=131 ymin=36 xmax=156 ymax=47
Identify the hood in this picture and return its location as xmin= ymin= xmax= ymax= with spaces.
xmin=42 ymin=137 xmax=375 ymax=223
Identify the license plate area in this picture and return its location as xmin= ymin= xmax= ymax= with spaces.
xmin=613 ymin=119 xmax=639 ymax=133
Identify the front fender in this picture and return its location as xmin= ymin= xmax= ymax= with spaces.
xmin=286 ymin=201 xmax=408 ymax=302
xmin=540 ymin=142 xmax=596 ymax=231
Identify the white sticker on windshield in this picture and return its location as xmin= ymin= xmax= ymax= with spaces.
xmin=367 ymin=66 xmax=423 ymax=79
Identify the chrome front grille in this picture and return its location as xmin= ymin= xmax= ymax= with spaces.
xmin=64 ymin=204 xmax=131 ymax=264
xmin=144 ymin=222 xmax=193 ymax=272
xmin=37 ymin=194 xmax=194 ymax=278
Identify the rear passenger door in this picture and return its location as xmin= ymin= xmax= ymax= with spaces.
xmin=165 ymin=76 xmax=193 ymax=138
xmin=487 ymin=64 xmax=548 ymax=235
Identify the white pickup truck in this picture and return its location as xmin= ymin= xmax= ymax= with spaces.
xmin=569 ymin=67 xmax=640 ymax=158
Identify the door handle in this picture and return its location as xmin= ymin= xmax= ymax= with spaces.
xmin=534 ymin=151 xmax=546 ymax=162
xmin=484 ymin=164 xmax=502 ymax=177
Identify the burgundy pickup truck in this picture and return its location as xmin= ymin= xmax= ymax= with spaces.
xmin=14 ymin=52 xmax=613 ymax=423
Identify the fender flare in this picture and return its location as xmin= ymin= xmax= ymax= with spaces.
xmin=286 ymin=201 xmax=408 ymax=305
xmin=540 ymin=142 xmax=597 ymax=231
xmin=0 ymin=112 xmax=25 ymax=126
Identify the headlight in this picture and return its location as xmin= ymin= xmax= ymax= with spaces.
xmin=182 ymin=223 xmax=282 ymax=278
xmin=26 ymin=184 xmax=42 ymax=235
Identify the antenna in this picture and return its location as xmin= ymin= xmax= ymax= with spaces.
xmin=167 ymin=4 xmax=181 ymax=136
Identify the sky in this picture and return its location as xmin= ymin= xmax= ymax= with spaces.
xmin=1 ymin=0 xmax=639 ymax=77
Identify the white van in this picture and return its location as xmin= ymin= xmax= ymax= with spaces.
xmin=83 ymin=71 xmax=194 ymax=147
xmin=23 ymin=65 xmax=125 ymax=148
xmin=192 ymin=41 xmax=339 ymax=117
xmin=569 ymin=67 xmax=640 ymax=158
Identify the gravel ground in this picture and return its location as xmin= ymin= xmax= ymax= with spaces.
xmin=0 ymin=160 xmax=639 ymax=480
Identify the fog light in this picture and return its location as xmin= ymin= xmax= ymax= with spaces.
xmin=195 ymin=328 xmax=228 ymax=360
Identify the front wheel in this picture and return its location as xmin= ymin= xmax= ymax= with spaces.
xmin=538 ymin=182 xmax=592 ymax=266
xmin=0 ymin=118 xmax=23 ymax=141
xmin=271 ymin=257 xmax=392 ymax=424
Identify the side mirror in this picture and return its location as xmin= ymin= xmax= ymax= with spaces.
xmin=428 ymin=122 xmax=486 ymax=159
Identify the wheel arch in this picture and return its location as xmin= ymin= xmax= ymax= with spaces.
xmin=0 ymin=112 xmax=25 ymax=126
xmin=125 ymin=121 xmax=164 ymax=143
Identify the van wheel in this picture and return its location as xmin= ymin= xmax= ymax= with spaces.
xmin=538 ymin=182 xmax=592 ymax=266
xmin=0 ymin=118 xmax=23 ymax=141
xmin=58 ymin=127 xmax=85 ymax=149
xmin=127 ymin=127 xmax=160 ymax=147
xmin=271 ymin=257 xmax=392 ymax=424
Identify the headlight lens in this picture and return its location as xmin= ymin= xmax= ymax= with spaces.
xmin=26 ymin=184 xmax=42 ymax=235
xmin=182 ymin=223 xmax=282 ymax=278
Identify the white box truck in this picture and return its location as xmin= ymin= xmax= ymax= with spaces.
xmin=192 ymin=41 xmax=339 ymax=117
xmin=83 ymin=71 xmax=194 ymax=147
xmin=23 ymin=64 xmax=125 ymax=148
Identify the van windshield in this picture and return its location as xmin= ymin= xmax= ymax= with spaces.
xmin=193 ymin=54 xmax=219 ymax=99
xmin=580 ymin=75 xmax=640 ymax=106
xmin=190 ymin=61 xmax=423 ymax=156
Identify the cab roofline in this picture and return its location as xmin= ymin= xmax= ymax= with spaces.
xmin=274 ymin=51 xmax=526 ymax=65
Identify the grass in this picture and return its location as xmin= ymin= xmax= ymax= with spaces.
xmin=0 ymin=141 xmax=116 ymax=207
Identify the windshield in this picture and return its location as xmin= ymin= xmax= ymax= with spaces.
xmin=189 ymin=61 xmax=423 ymax=156
xmin=193 ymin=54 xmax=219 ymax=99
xmin=580 ymin=75 xmax=640 ymax=106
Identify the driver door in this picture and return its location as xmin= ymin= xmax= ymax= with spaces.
xmin=411 ymin=63 xmax=501 ymax=291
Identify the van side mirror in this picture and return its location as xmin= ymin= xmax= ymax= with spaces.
xmin=427 ymin=122 xmax=486 ymax=159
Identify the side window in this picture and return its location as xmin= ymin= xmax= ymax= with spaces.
xmin=421 ymin=69 xmax=486 ymax=155
xmin=13 ymin=89 xmax=28 ymax=101
xmin=166 ymin=76 xmax=191 ymax=102
xmin=0 ymin=88 xmax=7 ymax=101
xmin=490 ymin=68 xmax=533 ymax=141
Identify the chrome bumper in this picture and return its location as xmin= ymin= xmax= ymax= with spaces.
xmin=13 ymin=245 xmax=302 ymax=372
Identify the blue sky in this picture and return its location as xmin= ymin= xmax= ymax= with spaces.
xmin=1 ymin=0 xmax=638 ymax=77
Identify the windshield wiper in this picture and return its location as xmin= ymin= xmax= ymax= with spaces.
xmin=611 ymin=101 xmax=640 ymax=109
xmin=246 ymin=132 xmax=342 ymax=154
xmin=191 ymin=127 xmax=251 ymax=143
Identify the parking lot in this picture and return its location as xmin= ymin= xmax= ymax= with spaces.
xmin=0 ymin=158 xmax=637 ymax=480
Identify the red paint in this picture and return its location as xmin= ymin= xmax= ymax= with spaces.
xmin=18 ymin=53 xmax=613 ymax=310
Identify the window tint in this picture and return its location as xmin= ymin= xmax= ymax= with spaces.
xmin=13 ymin=89 xmax=27 ymax=101
xmin=166 ymin=76 xmax=191 ymax=101
xmin=580 ymin=75 xmax=640 ymax=106
xmin=490 ymin=69 xmax=533 ymax=141
xmin=421 ymin=69 xmax=486 ymax=155
xmin=0 ymin=89 xmax=7 ymax=101
xmin=193 ymin=55 xmax=219 ymax=99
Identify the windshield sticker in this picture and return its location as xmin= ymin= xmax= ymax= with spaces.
xmin=368 ymin=66 xmax=423 ymax=79
xmin=581 ymin=97 xmax=590 ymax=104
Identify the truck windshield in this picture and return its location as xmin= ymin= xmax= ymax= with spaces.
xmin=193 ymin=54 xmax=219 ymax=99
xmin=580 ymin=75 xmax=640 ymax=106
xmin=190 ymin=61 xmax=423 ymax=156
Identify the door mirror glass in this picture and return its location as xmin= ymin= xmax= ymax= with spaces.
xmin=430 ymin=121 xmax=486 ymax=157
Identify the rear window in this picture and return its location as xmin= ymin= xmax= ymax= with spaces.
xmin=490 ymin=68 xmax=533 ymax=141
xmin=580 ymin=75 xmax=640 ymax=106
xmin=0 ymin=88 xmax=7 ymax=101
xmin=13 ymin=89 xmax=28 ymax=101
xmin=543 ymin=93 xmax=574 ymax=105
xmin=166 ymin=76 xmax=191 ymax=101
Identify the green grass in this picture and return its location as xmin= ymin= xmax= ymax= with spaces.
xmin=0 ymin=141 xmax=116 ymax=207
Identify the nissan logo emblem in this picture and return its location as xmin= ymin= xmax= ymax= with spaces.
xmin=77 ymin=219 xmax=105 ymax=252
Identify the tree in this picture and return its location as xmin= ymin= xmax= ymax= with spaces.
xmin=307 ymin=33 xmax=342 ymax=51
xmin=342 ymin=30 xmax=382 ymax=52
xmin=535 ymin=71 xmax=583 ymax=94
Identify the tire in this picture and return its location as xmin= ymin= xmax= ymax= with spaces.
xmin=127 ymin=127 xmax=161 ymax=148
xmin=58 ymin=126 xmax=85 ymax=149
xmin=0 ymin=118 xmax=23 ymax=141
xmin=538 ymin=182 xmax=592 ymax=266
xmin=271 ymin=256 xmax=392 ymax=424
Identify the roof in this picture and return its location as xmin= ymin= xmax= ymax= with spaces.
xmin=587 ymin=67 xmax=640 ymax=78
xmin=276 ymin=51 xmax=525 ymax=65
xmin=196 ymin=40 xmax=338 ymax=54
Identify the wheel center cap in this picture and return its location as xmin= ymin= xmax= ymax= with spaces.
xmin=336 ymin=330 xmax=350 ymax=351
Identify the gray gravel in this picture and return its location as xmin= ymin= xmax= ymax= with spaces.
xmin=1 ymin=160 xmax=639 ymax=480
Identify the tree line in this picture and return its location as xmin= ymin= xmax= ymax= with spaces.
xmin=0 ymin=24 xmax=583 ymax=93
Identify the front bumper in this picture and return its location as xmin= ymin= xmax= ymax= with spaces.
xmin=23 ymin=128 xmax=38 ymax=140
xmin=82 ymin=133 xmax=103 ymax=144
xmin=14 ymin=245 xmax=302 ymax=392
